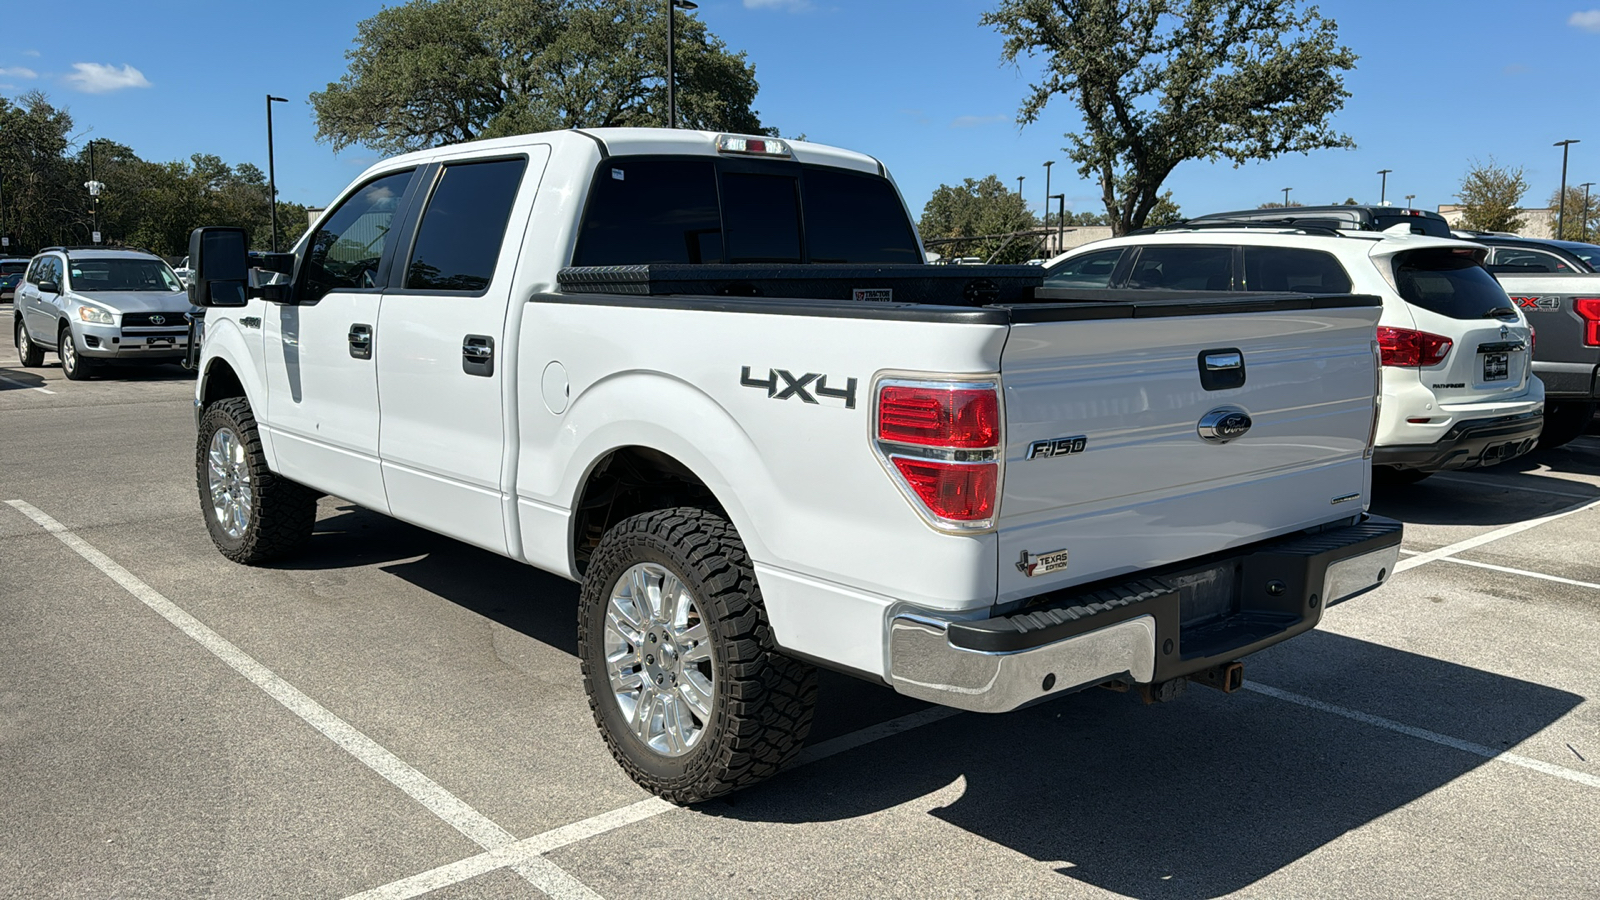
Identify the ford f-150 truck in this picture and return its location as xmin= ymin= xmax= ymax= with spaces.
xmin=184 ymin=128 xmax=1402 ymax=802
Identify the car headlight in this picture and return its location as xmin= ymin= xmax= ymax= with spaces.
xmin=78 ymin=306 xmax=115 ymax=325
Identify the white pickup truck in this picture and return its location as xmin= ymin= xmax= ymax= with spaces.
xmin=184 ymin=128 xmax=1402 ymax=802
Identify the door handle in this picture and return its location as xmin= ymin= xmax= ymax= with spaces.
xmin=462 ymin=335 xmax=494 ymax=377
xmin=348 ymin=323 xmax=373 ymax=360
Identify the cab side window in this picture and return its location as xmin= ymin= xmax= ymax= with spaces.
xmin=404 ymin=158 xmax=528 ymax=293
xmin=301 ymin=169 xmax=417 ymax=304
xmin=1043 ymin=248 xmax=1126 ymax=288
xmin=1488 ymin=247 xmax=1576 ymax=274
xmin=1127 ymin=246 xmax=1235 ymax=290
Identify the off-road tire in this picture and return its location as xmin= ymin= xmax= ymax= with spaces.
xmin=578 ymin=507 xmax=817 ymax=804
xmin=196 ymin=397 xmax=318 ymax=564
xmin=58 ymin=324 xmax=94 ymax=381
xmin=1537 ymin=401 xmax=1595 ymax=450
xmin=15 ymin=318 xmax=44 ymax=367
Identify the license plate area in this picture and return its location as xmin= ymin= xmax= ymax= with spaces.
xmin=145 ymin=336 xmax=176 ymax=345
xmin=1482 ymin=352 xmax=1509 ymax=381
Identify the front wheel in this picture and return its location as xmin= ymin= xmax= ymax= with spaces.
xmin=16 ymin=318 xmax=44 ymax=367
xmin=196 ymin=397 xmax=318 ymax=563
xmin=58 ymin=324 xmax=94 ymax=381
xmin=578 ymin=507 xmax=817 ymax=804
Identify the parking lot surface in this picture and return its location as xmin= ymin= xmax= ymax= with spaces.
xmin=4 ymin=319 xmax=1598 ymax=899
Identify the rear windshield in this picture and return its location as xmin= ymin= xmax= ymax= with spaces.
xmin=68 ymin=258 xmax=184 ymax=292
xmin=1393 ymin=250 xmax=1515 ymax=319
xmin=572 ymin=157 xmax=921 ymax=267
xmin=1 ymin=262 xmax=28 ymax=275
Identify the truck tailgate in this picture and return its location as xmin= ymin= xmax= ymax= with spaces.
xmin=997 ymin=296 xmax=1381 ymax=603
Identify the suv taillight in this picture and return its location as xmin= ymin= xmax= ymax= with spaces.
xmin=874 ymin=379 xmax=1001 ymax=529
xmin=1376 ymin=326 xmax=1453 ymax=367
xmin=1573 ymin=298 xmax=1600 ymax=346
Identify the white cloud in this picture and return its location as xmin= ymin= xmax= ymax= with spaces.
xmin=1570 ymin=10 xmax=1600 ymax=31
xmin=950 ymin=114 xmax=1009 ymax=128
xmin=744 ymin=0 xmax=813 ymax=11
xmin=0 ymin=66 xmax=36 ymax=78
xmin=63 ymin=62 xmax=151 ymax=94
xmin=23 ymin=49 xmax=40 ymax=57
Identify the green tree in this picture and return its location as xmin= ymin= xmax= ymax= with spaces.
xmin=0 ymin=92 xmax=78 ymax=251
xmin=312 ymin=0 xmax=774 ymax=155
xmin=1548 ymin=185 xmax=1600 ymax=242
xmin=1456 ymin=158 xmax=1527 ymax=233
xmin=983 ymin=0 xmax=1357 ymax=235
xmin=919 ymin=175 xmax=1040 ymax=262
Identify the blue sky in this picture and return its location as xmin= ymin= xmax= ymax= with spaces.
xmin=3 ymin=1 xmax=1599 ymax=222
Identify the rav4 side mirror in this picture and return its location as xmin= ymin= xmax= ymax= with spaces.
xmin=187 ymin=226 xmax=249 ymax=307
xmin=37 ymin=280 xmax=60 ymax=295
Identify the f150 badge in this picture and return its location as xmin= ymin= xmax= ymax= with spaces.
xmin=1017 ymin=549 xmax=1069 ymax=577
xmin=1027 ymin=435 xmax=1088 ymax=459
xmin=740 ymin=366 xmax=857 ymax=409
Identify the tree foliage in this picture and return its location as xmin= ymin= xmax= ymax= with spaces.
xmin=1548 ymin=185 xmax=1600 ymax=242
xmin=312 ymin=0 xmax=774 ymax=155
xmin=983 ymin=0 xmax=1357 ymax=235
xmin=919 ymin=175 xmax=1040 ymax=262
xmin=0 ymin=92 xmax=305 ymax=257
xmin=1456 ymin=158 xmax=1527 ymax=233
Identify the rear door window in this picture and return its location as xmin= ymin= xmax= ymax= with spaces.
xmin=405 ymin=157 xmax=529 ymax=292
xmin=1393 ymin=250 xmax=1516 ymax=319
xmin=1242 ymin=246 xmax=1353 ymax=293
xmin=1043 ymin=248 xmax=1126 ymax=288
xmin=1127 ymin=245 xmax=1234 ymax=290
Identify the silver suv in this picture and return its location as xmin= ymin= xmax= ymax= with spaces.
xmin=12 ymin=247 xmax=197 ymax=380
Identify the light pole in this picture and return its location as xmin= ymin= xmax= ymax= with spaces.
xmin=1377 ymin=169 xmax=1392 ymax=205
xmin=1050 ymin=194 xmax=1065 ymax=254
xmin=1016 ymin=175 xmax=1025 ymax=200
xmin=1405 ymin=193 xmax=1416 ymax=209
xmin=267 ymin=95 xmax=288 ymax=252
xmin=666 ymin=0 xmax=699 ymax=129
xmin=1282 ymin=187 xmax=1292 ymax=207
xmin=1556 ymin=139 xmax=1580 ymax=239
xmin=1042 ymin=160 xmax=1054 ymax=229
xmin=84 ymin=139 xmax=105 ymax=244
xmin=1583 ymin=182 xmax=1596 ymax=242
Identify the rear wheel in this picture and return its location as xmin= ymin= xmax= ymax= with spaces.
xmin=578 ymin=507 xmax=817 ymax=804
xmin=196 ymin=397 xmax=318 ymax=563
xmin=58 ymin=324 xmax=94 ymax=381
xmin=15 ymin=318 xmax=44 ymax=367
xmin=1537 ymin=401 xmax=1596 ymax=450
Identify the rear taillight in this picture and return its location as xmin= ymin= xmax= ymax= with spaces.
xmin=875 ymin=378 xmax=1001 ymax=530
xmin=1376 ymin=326 xmax=1453 ymax=367
xmin=1573 ymin=298 xmax=1600 ymax=346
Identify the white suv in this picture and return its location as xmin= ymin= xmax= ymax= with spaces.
xmin=1043 ymin=224 xmax=1544 ymax=482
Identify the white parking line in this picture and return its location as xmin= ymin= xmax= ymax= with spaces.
xmin=344 ymin=707 xmax=966 ymax=900
xmin=1245 ymin=682 xmax=1600 ymax=789
xmin=1396 ymin=496 xmax=1600 ymax=573
xmin=0 ymin=372 xmax=55 ymax=394
xmin=3 ymin=499 xmax=600 ymax=900
xmin=1399 ymin=550 xmax=1600 ymax=591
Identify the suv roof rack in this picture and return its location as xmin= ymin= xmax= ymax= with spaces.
xmin=1133 ymin=219 xmax=1345 ymax=238
xmin=37 ymin=245 xmax=161 ymax=258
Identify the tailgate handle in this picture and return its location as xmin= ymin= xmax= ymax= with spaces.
xmin=1198 ymin=348 xmax=1245 ymax=391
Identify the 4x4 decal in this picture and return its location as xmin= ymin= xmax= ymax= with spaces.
xmin=1512 ymin=295 xmax=1560 ymax=311
xmin=740 ymin=366 xmax=857 ymax=409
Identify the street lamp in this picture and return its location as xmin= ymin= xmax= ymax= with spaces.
xmin=1377 ymin=169 xmax=1392 ymax=205
xmin=267 ymin=95 xmax=288 ymax=252
xmin=666 ymin=0 xmax=698 ymax=129
xmin=1050 ymin=194 xmax=1065 ymax=254
xmin=85 ymin=139 xmax=105 ymax=244
xmin=1042 ymin=161 xmax=1054 ymax=228
xmin=1405 ymin=193 xmax=1416 ymax=209
xmin=1282 ymin=187 xmax=1292 ymax=207
xmin=1556 ymin=139 xmax=1580 ymax=239
xmin=1016 ymin=175 xmax=1025 ymax=199
xmin=1583 ymin=182 xmax=1596 ymax=242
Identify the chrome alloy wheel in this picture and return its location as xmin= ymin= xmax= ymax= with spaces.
xmin=604 ymin=562 xmax=716 ymax=757
xmin=59 ymin=331 xmax=76 ymax=369
xmin=18 ymin=322 xmax=32 ymax=356
xmin=206 ymin=427 xmax=254 ymax=540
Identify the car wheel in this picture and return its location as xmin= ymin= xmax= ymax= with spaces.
xmin=16 ymin=318 xmax=44 ymax=367
xmin=196 ymin=397 xmax=318 ymax=564
xmin=1374 ymin=466 xmax=1432 ymax=486
xmin=58 ymin=324 xmax=94 ymax=380
xmin=1536 ymin=401 xmax=1596 ymax=450
xmin=578 ymin=507 xmax=817 ymax=804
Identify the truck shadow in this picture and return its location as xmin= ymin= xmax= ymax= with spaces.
xmin=0 ymin=367 xmax=49 ymax=390
xmin=275 ymin=502 xmax=1583 ymax=899
xmin=703 ymin=631 xmax=1583 ymax=899
xmin=1371 ymin=468 xmax=1597 ymax=526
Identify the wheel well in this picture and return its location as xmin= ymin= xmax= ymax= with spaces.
xmin=572 ymin=446 xmax=727 ymax=576
xmin=200 ymin=360 xmax=246 ymax=409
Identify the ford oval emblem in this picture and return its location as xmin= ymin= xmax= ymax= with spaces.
xmin=1198 ymin=407 xmax=1252 ymax=444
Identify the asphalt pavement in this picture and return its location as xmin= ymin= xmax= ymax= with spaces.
xmin=3 ymin=314 xmax=1597 ymax=899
